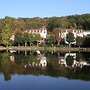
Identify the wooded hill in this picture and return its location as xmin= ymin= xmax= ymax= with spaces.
xmin=0 ymin=13 xmax=90 ymax=33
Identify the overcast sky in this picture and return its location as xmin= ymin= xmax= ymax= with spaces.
xmin=0 ymin=0 xmax=90 ymax=18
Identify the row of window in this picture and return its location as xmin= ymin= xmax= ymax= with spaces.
xmin=29 ymin=29 xmax=47 ymax=33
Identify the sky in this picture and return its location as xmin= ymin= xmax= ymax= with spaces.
xmin=0 ymin=0 xmax=90 ymax=18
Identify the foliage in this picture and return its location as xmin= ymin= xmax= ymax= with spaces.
xmin=66 ymin=55 xmax=74 ymax=66
xmin=34 ymin=33 xmax=41 ymax=41
xmin=1 ymin=52 xmax=12 ymax=81
xmin=47 ymin=17 xmax=61 ymax=31
xmin=66 ymin=32 xmax=75 ymax=47
xmin=0 ymin=14 xmax=89 ymax=32
xmin=23 ymin=33 xmax=29 ymax=47
xmin=83 ymin=37 xmax=90 ymax=47
xmin=48 ymin=33 xmax=55 ymax=46
xmin=52 ymin=28 xmax=61 ymax=45
xmin=14 ymin=32 xmax=23 ymax=46
xmin=1 ymin=17 xmax=12 ymax=46
xmin=28 ymin=33 xmax=34 ymax=42
xmin=76 ymin=36 xmax=84 ymax=47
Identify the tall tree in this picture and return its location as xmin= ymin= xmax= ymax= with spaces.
xmin=14 ymin=32 xmax=23 ymax=46
xmin=47 ymin=17 xmax=61 ymax=31
xmin=23 ymin=33 xmax=29 ymax=47
xmin=1 ymin=52 xmax=12 ymax=81
xmin=48 ymin=33 xmax=55 ymax=46
xmin=33 ymin=33 xmax=42 ymax=47
xmin=76 ymin=36 xmax=84 ymax=48
xmin=66 ymin=55 xmax=74 ymax=67
xmin=14 ymin=18 xmax=25 ymax=32
xmin=52 ymin=28 xmax=61 ymax=45
xmin=66 ymin=32 xmax=75 ymax=47
xmin=1 ymin=17 xmax=12 ymax=46
xmin=28 ymin=33 xmax=34 ymax=46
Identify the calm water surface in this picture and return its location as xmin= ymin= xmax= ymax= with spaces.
xmin=0 ymin=51 xmax=90 ymax=90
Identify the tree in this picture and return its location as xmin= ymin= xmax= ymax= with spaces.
xmin=14 ymin=18 xmax=25 ymax=32
xmin=1 ymin=17 xmax=12 ymax=46
xmin=1 ymin=52 xmax=12 ymax=81
xmin=66 ymin=32 xmax=75 ymax=47
xmin=23 ymin=33 xmax=29 ymax=47
xmin=66 ymin=55 xmax=74 ymax=67
xmin=83 ymin=18 xmax=90 ymax=30
xmin=14 ymin=32 xmax=23 ymax=46
xmin=52 ymin=28 xmax=61 ymax=45
xmin=83 ymin=37 xmax=90 ymax=47
xmin=76 ymin=36 xmax=84 ymax=48
xmin=47 ymin=17 xmax=61 ymax=31
xmin=48 ymin=33 xmax=55 ymax=46
xmin=61 ymin=17 xmax=68 ymax=28
xmin=28 ymin=33 xmax=34 ymax=46
xmin=34 ymin=33 xmax=42 ymax=45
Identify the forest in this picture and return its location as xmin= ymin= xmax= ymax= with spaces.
xmin=0 ymin=13 xmax=90 ymax=32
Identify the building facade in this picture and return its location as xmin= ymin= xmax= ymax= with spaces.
xmin=60 ymin=29 xmax=90 ymax=44
xmin=25 ymin=26 xmax=47 ymax=39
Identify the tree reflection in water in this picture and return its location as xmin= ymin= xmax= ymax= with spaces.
xmin=1 ymin=52 xmax=12 ymax=81
xmin=0 ymin=51 xmax=90 ymax=81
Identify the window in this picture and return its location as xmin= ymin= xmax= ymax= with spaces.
xmin=44 ymin=30 xmax=46 ymax=33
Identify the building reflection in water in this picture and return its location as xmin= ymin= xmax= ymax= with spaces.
xmin=10 ymin=54 xmax=15 ymax=64
xmin=0 ymin=51 xmax=90 ymax=81
xmin=37 ymin=54 xmax=47 ymax=67
xmin=58 ymin=53 xmax=89 ymax=68
xmin=24 ymin=51 xmax=47 ymax=68
xmin=9 ymin=51 xmax=89 ymax=69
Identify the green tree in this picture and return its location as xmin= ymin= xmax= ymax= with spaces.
xmin=66 ymin=55 xmax=74 ymax=67
xmin=1 ymin=52 xmax=12 ymax=81
xmin=61 ymin=17 xmax=68 ymax=28
xmin=47 ymin=17 xmax=61 ymax=31
xmin=48 ymin=33 xmax=55 ymax=46
xmin=1 ymin=18 xmax=12 ymax=46
xmin=13 ymin=18 xmax=25 ymax=32
xmin=66 ymin=32 xmax=75 ymax=47
xmin=34 ymin=33 xmax=41 ymax=40
xmin=83 ymin=37 xmax=90 ymax=47
xmin=28 ymin=33 xmax=34 ymax=46
xmin=23 ymin=33 xmax=29 ymax=47
xmin=76 ymin=36 xmax=84 ymax=48
xmin=34 ymin=33 xmax=41 ymax=45
xmin=14 ymin=32 xmax=23 ymax=46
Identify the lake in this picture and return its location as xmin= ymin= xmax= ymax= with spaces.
xmin=0 ymin=50 xmax=90 ymax=90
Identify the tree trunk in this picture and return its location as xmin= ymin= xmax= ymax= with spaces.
xmin=18 ymin=44 xmax=20 ymax=47
xmin=69 ymin=43 xmax=71 ymax=47
xmin=25 ymin=51 xmax=27 ymax=56
xmin=57 ymin=38 xmax=61 ymax=46
xmin=25 ymin=41 xmax=27 ymax=47
xmin=29 ymin=42 xmax=31 ymax=47
xmin=37 ymin=42 xmax=39 ymax=49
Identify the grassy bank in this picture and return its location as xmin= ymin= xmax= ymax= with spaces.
xmin=0 ymin=46 xmax=89 ymax=52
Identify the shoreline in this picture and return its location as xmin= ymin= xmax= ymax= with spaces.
xmin=0 ymin=46 xmax=90 ymax=52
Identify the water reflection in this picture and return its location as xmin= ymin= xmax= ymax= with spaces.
xmin=0 ymin=51 xmax=90 ymax=81
xmin=24 ymin=52 xmax=47 ymax=68
xmin=58 ymin=53 xmax=89 ymax=68
xmin=1 ymin=52 xmax=12 ymax=81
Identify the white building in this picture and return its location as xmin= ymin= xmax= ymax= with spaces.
xmin=59 ymin=53 xmax=89 ymax=68
xmin=83 ymin=31 xmax=90 ymax=37
xmin=61 ymin=29 xmax=77 ymax=44
xmin=72 ymin=60 xmax=88 ymax=68
xmin=60 ymin=29 xmax=90 ymax=44
xmin=25 ymin=26 xmax=47 ymax=39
